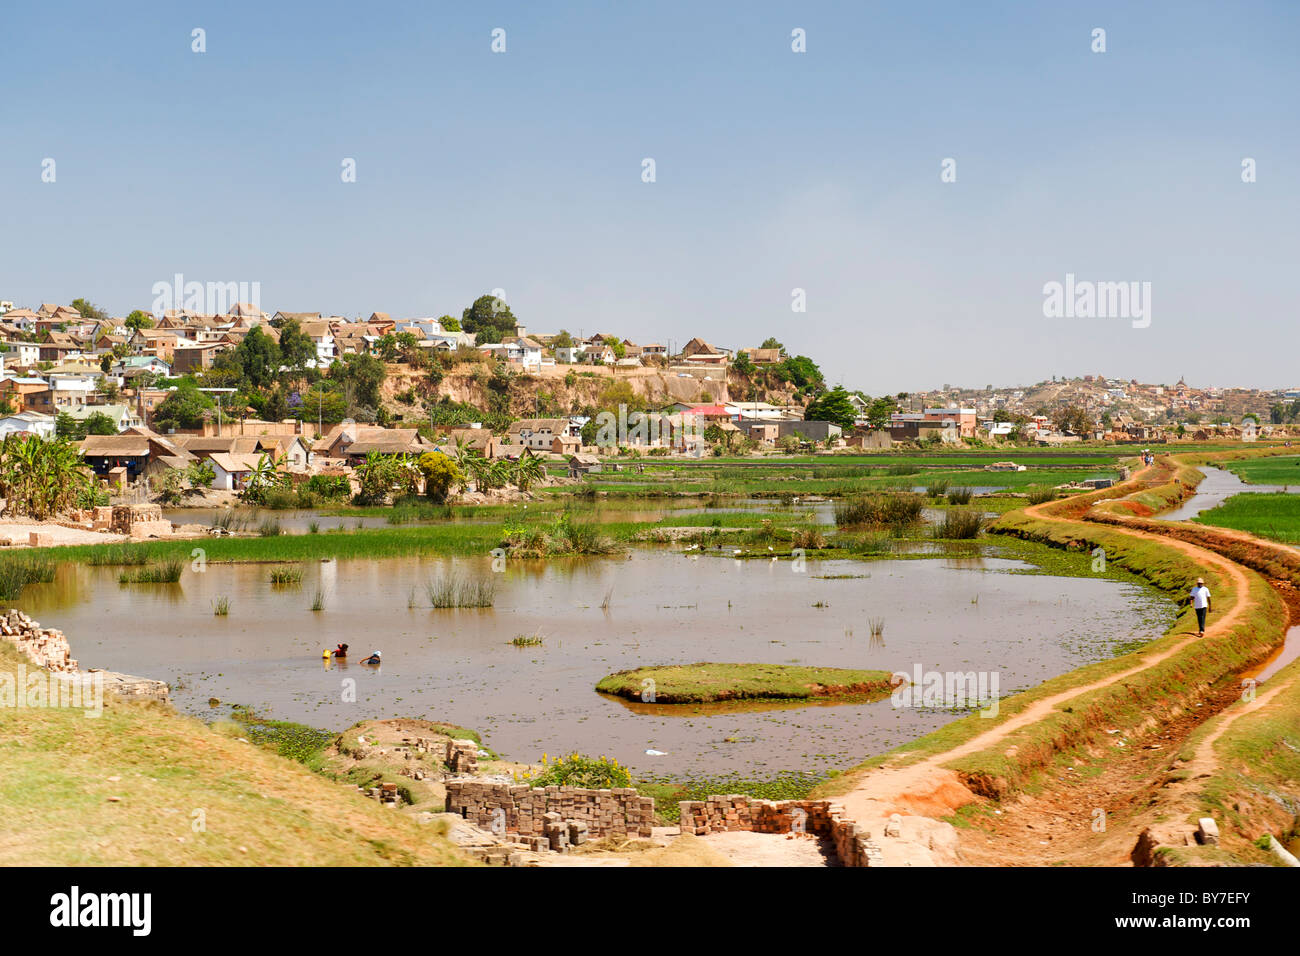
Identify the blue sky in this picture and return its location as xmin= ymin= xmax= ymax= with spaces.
xmin=2 ymin=1 xmax=1297 ymax=392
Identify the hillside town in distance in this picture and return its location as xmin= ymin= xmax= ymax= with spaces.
xmin=0 ymin=293 xmax=1295 ymax=509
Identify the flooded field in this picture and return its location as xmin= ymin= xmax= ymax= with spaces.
xmin=1160 ymin=466 xmax=1300 ymax=521
xmin=16 ymin=544 xmax=1174 ymax=779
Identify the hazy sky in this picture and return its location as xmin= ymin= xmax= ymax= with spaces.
xmin=2 ymin=1 xmax=1297 ymax=393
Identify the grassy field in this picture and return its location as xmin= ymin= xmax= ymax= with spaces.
xmin=573 ymin=466 xmax=1121 ymax=498
xmin=597 ymin=662 xmax=895 ymax=703
xmin=35 ymin=522 xmax=509 ymax=565
xmin=1193 ymin=492 xmax=1300 ymax=543
xmin=0 ymin=641 xmax=469 ymax=865
xmin=1223 ymin=455 xmax=1300 ymax=486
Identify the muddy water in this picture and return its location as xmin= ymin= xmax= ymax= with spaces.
xmin=1160 ymin=466 xmax=1300 ymax=521
xmin=17 ymin=548 xmax=1172 ymax=779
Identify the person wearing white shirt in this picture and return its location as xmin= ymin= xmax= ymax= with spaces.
xmin=1189 ymin=578 xmax=1212 ymax=636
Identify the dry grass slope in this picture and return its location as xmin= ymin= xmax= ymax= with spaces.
xmin=0 ymin=641 xmax=470 ymax=866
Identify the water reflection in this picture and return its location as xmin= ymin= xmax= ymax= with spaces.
xmin=18 ymin=546 xmax=1174 ymax=778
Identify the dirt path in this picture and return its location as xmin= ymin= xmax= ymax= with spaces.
xmin=839 ymin=460 xmax=1273 ymax=865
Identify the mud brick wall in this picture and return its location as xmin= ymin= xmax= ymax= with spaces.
xmin=678 ymin=794 xmax=883 ymax=867
xmin=111 ymin=504 xmax=172 ymax=538
xmin=446 ymin=782 xmax=655 ymax=839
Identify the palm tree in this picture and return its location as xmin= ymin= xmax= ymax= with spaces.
xmin=513 ymin=451 xmax=544 ymax=492
xmin=465 ymin=454 xmax=491 ymax=492
xmin=0 ymin=434 xmax=93 ymax=518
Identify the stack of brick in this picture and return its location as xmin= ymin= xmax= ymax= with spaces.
xmin=0 ymin=608 xmax=77 ymax=672
xmin=677 ymin=794 xmax=884 ymax=867
xmin=445 ymin=782 xmax=654 ymax=840
xmin=59 ymin=506 xmax=114 ymax=531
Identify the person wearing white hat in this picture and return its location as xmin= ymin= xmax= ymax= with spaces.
xmin=361 ymin=650 xmax=382 ymax=665
xmin=1188 ymin=578 xmax=1212 ymax=636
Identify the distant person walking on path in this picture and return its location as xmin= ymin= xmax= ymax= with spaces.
xmin=1189 ymin=578 xmax=1212 ymax=636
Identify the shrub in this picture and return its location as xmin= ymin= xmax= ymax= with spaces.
xmin=946 ymin=487 xmax=974 ymax=505
xmin=518 ymin=753 xmax=631 ymax=789
xmin=925 ymin=479 xmax=950 ymax=498
xmin=303 ymin=473 xmax=351 ymax=501
xmin=1026 ymin=486 xmax=1057 ymax=505
xmin=791 ymin=528 xmax=827 ymax=549
xmin=934 ymin=508 xmax=984 ymax=539
xmin=834 ymin=493 xmax=924 ymax=530
xmin=259 ymin=487 xmax=299 ymax=510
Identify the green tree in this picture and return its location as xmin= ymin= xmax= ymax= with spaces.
xmin=54 ymin=412 xmax=81 ymax=439
xmin=152 ymin=382 xmax=215 ymax=431
xmin=774 ymin=355 xmax=824 ymax=393
xmin=233 ymin=326 xmax=281 ymax=388
xmin=83 ymin=411 xmax=118 ymax=436
xmin=437 ymin=314 xmax=461 ymax=332
xmin=334 ymin=352 xmax=385 ymax=409
xmin=759 ymin=337 xmax=786 ymax=354
xmin=296 ymin=385 xmax=349 ymax=425
xmin=461 ymin=293 xmax=518 ymax=343
xmin=804 ymin=386 xmax=857 ymax=429
xmin=124 ymin=310 xmax=154 ymax=330
xmin=865 ymin=396 xmax=897 ymax=430
xmin=277 ymin=319 xmax=316 ymax=370
xmin=69 ymin=298 xmax=108 ymax=321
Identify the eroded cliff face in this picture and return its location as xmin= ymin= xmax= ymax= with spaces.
xmin=381 ymin=363 xmax=796 ymax=418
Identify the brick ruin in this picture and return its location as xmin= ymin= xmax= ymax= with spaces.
xmin=109 ymin=504 xmax=173 ymax=538
xmin=678 ymin=794 xmax=885 ymax=867
xmin=405 ymin=735 xmax=479 ymax=774
xmin=0 ymin=608 xmax=77 ymax=672
xmin=446 ymin=781 xmax=655 ymax=852
xmin=1 ymin=607 xmax=170 ymax=702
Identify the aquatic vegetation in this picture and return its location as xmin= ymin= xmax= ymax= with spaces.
xmin=119 ymin=560 xmax=183 ymax=584
xmin=269 ymin=565 xmax=303 ymax=585
xmin=834 ymin=493 xmax=925 ymax=531
xmin=85 ymin=543 xmax=149 ymax=566
xmin=597 ymin=662 xmax=895 ymax=704
xmin=502 ymin=512 xmax=617 ymax=557
xmin=946 ymin=487 xmax=974 ymax=505
xmin=934 ymin=508 xmax=984 ymax=539
xmin=0 ymin=555 xmax=56 ymax=600
xmin=926 ymin=479 xmax=950 ymax=498
xmin=213 ymin=596 xmax=230 ymax=616
xmin=426 ymin=574 xmax=495 ymax=608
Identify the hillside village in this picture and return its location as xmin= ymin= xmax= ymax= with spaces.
xmin=0 ymin=295 xmax=1296 ymax=508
